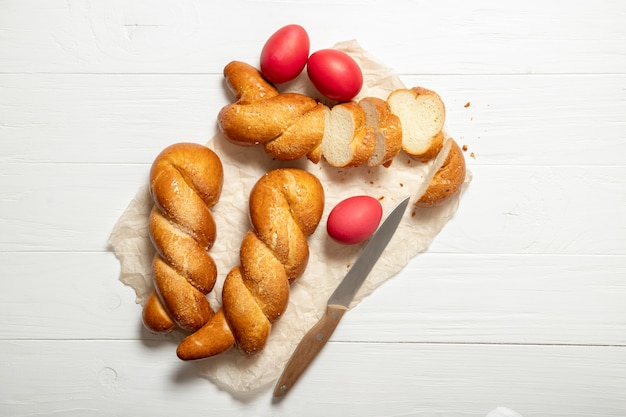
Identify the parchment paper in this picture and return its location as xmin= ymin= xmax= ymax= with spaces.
xmin=109 ymin=40 xmax=471 ymax=394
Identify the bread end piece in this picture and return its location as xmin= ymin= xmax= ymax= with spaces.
xmin=142 ymin=291 xmax=176 ymax=334
xmin=415 ymin=138 xmax=466 ymax=208
xmin=176 ymin=309 xmax=236 ymax=361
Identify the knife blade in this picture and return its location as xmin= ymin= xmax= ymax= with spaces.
xmin=273 ymin=196 xmax=411 ymax=397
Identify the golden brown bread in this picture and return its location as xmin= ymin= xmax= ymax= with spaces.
xmin=359 ymin=96 xmax=402 ymax=167
xmin=217 ymin=61 xmax=448 ymax=168
xmin=176 ymin=168 xmax=324 ymax=360
xmin=218 ymin=61 xmax=326 ymax=161
xmin=142 ymin=143 xmax=223 ymax=333
xmin=415 ymin=138 xmax=466 ymax=208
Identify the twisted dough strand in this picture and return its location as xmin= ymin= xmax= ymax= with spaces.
xmin=218 ymin=61 xmax=326 ymax=162
xmin=142 ymin=143 xmax=223 ymax=333
xmin=176 ymin=168 xmax=324 ymax=360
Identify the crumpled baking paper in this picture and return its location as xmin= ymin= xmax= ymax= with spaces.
xmin=109 ymin=40 xmax=471 ymax=394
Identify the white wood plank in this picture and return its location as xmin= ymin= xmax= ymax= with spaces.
xmin=1 ymin=340 xmax=624 ymax=417
xmin=428 ymin=165 xmax=626 ymax=255
xmin=2 ymin=252 xmax=625 ymax=347
xmin=0 ymin=163 xmax=147 ymax=252
xmin=1 ymin=164 xmax=624 ymax=254
xmin=2 ymin=73 xmax=625 ymax=166
xmin=0 ymin=74 xmax=227 ymax=164
xmin=1 ymin=0 xmax=625 ymax=75
xmin=0 ymin=252 xmax=149 ymax=341
xmin=339 ymin=253 xmax=626 ymax=346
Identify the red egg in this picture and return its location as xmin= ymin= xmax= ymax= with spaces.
xmin=327 ymin=196 xmax=383 ymax=245
xmin=306 ymin=49 xmax=363 ymax=102
xmin=260 ymin=24 xmax=310 ymax=84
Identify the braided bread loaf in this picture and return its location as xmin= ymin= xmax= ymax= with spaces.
xmin=176 ymin=168 xmax=324 ymax=360
xmin=217 ymin=61 xmax=445 ymax=168
xmin=218 ymin=61 xmax=326 ymax=162
xmin=142 ymin=143 xmax=224 ymax=334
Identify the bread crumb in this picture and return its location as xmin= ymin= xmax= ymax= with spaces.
xmin=462 ymin=144 xmax=468 ymax=151
xmin=470 ymin=152 xmax=476 ymax=159
xmin=464 ymin=102 xmax=471 ymax=108
xmin=399 ymin=182 xmax=404 ymax=187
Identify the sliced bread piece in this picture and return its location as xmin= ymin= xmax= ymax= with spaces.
xmin=321 ymin=102 xmax=376 ymax=168
xmin=359 ymin=97 xmax=402 ymax=167
xmin=414 ymin=137 xmax=466 ymax=208
xmin=387 ymin=87 xmax=445 ymax=162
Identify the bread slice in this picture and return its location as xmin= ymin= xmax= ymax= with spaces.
xmin=359 ymin=97 xmax=402 ymax=167
xmin=415 ymin=137 xmax=466 ymax=208
xmin=387 ymin=87 xmax=445 ymax=162
xmin=321 ymin=102 xmax=376 ymax=168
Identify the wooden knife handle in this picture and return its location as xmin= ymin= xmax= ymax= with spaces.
xmin=273 ymin=304 xmax=347 ymax=397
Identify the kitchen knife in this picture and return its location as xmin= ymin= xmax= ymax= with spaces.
xmin=273 ymin=196 xmax=411 ymax=397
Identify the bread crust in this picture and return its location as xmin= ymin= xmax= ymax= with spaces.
xmin=416 ymin=139 xmax=466 ymax=208
xmin=218 ymin=61 xmax=325 ymax=160
xmin=177 ymin=168 xmax=324 ymax=360
xmin=217 ymin=61 xmax=450 ymax=168
xmin=142 ymin=142 xmax=223 ymax=333
xmin=359 ymin=96 xmax=402 ymax=167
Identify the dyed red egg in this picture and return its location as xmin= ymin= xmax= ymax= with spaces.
xmin=327 ymin=196 xmax=383 ymax=245
xmin=260 ymin=24 xmax=310 ymax=84
xmin=306 ymin=49 xmax=363 ymax=102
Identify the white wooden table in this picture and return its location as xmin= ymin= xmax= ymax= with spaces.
xmin=2 ymin=1 xmax=625 ymax=416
